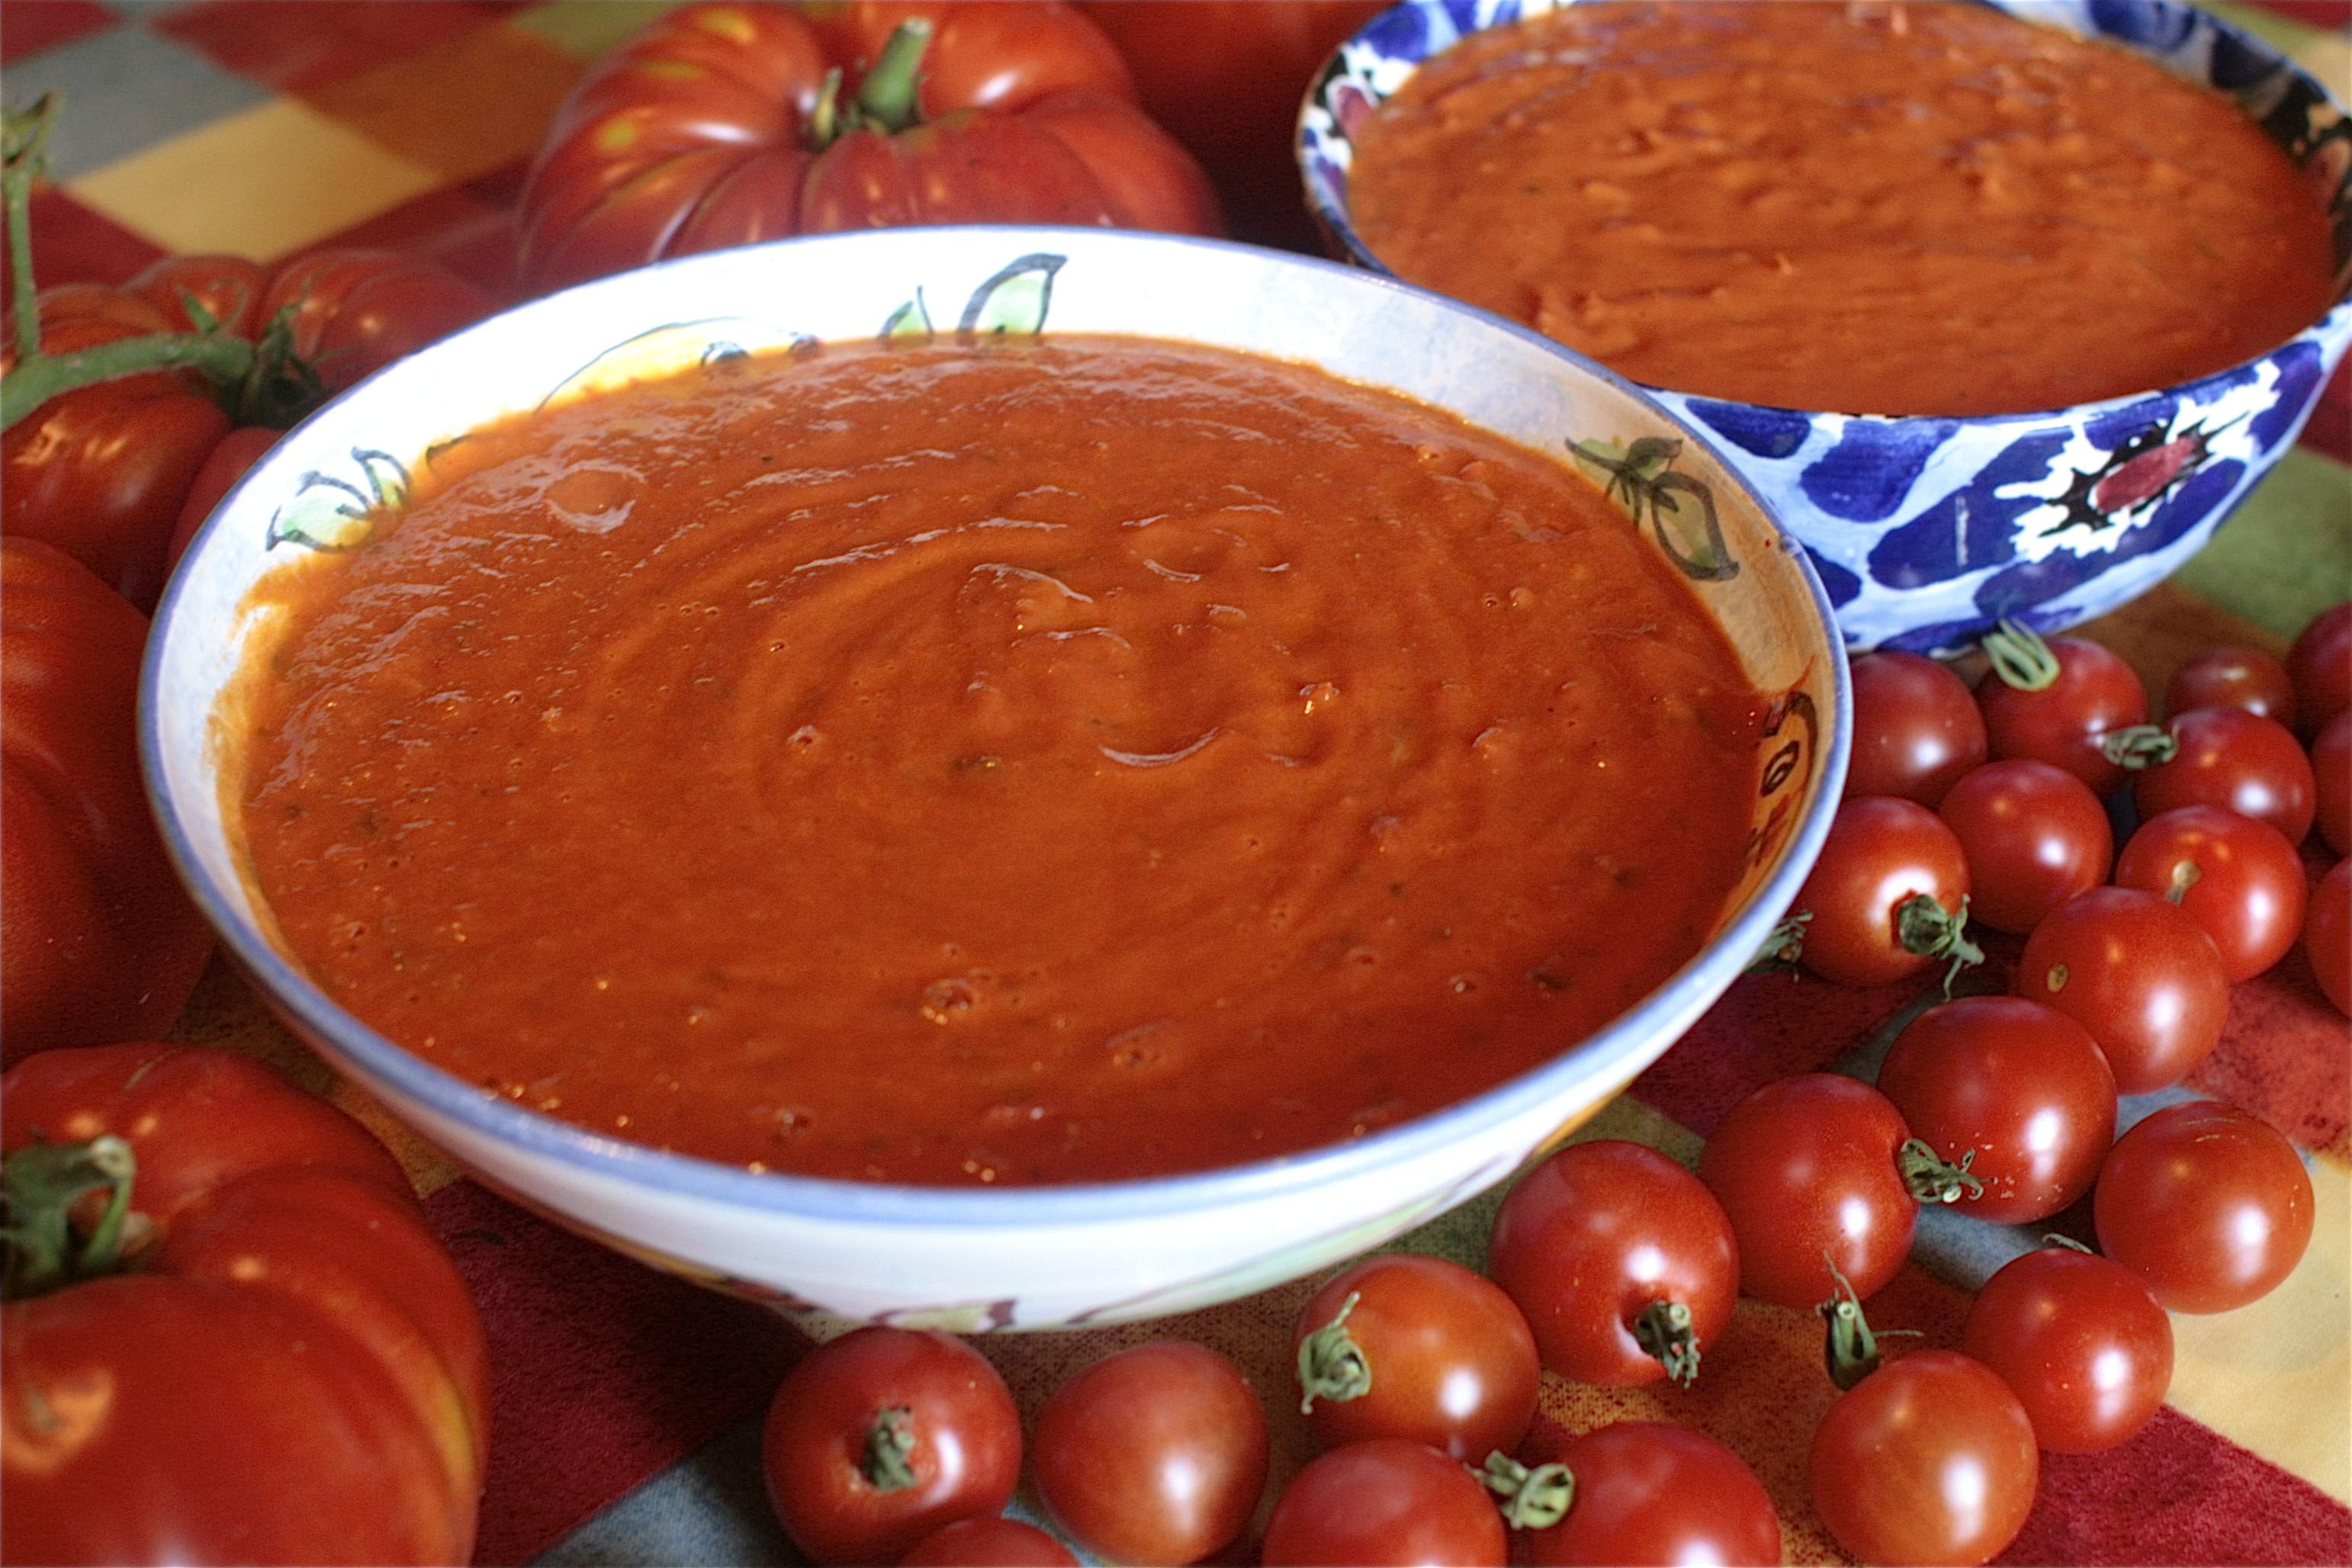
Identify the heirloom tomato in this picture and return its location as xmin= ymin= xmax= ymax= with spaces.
xmin=1 ymin=1043 xmax=489 ymax=1566
xmin=516 ymin=2 xmax=1221 ymax=293
xmin=1 ymin=539 xmax=211 ymax=1063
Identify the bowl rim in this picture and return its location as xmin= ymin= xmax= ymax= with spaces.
xmin=142 ymin=222 xmax=1853 ymax=1230
xmin=1297 ymin=0 xmax=2352 ymax=426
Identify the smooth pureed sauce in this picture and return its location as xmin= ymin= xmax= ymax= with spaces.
xmin=1346 ymin=2 xmax=2341 ymax=416
xmin=235 ymin=337 xmax=1765 ymax=1185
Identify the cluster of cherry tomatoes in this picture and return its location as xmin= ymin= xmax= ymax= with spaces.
xmin=744 ymin=603 xmax=2345 ymax=1568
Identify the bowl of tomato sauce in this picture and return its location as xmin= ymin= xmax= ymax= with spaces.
xmin=1303 ymin=0 xmax=2352 ymax=654
xmin=144 ymin=225 xmax=1847 ymax=1327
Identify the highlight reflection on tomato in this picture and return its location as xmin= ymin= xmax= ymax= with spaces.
xmin=1810 ymin=1350 xmax=2038 ymax=1567
xmin=2016 ymin=886 xmax=2228 ymax=1094
xmin=2114 ymin=805 xmax=2306 ymax=982
xmin=2094 ymin=1100 xmax=2315 ymax=1314
xmin=1962 ymin=1245 xmax=2172 ymax=1453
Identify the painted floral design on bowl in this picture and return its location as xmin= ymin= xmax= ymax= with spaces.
xmin=1301 ymin=0 xmax=2352 ymax=652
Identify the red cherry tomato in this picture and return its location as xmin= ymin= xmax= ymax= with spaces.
xmin=2095 ymin=1100 xmax=2315 ymax=1313
xmin=2015 ymin=886 xmax=2229 ymax=1093
xmin=1696 ymin=1075 xmax=1936 ymax=1309
xmin=1292 ymin=1254 xmax=1537 ymax=1461
xmin=1962 ymin=1245 xmax=2172 ymax=1454
xmin=1976 ymin=625 xmax=2148 ymax=795
xmin=900 ymin=1518 xmax=1078 ymax=1566
xmin=1486 ymin=1140 xmax=1736 ymax=1388
xmin=2164 ymin=644 xmax=2296 ymax=725
xmin=1810 ymin=1351 xmax=2039 ymax=1567
xmin=1260 ymin=1439 xmax=1505 ymax=1567
xmin=2288 ymin=600 xmax=2350 ymax=737
xmin=1520 ymin=1422 xmax=1779 ymax=1568
xmin=1032 ymin=1341 xmax=1267 ymax=1566
xmin=760 ymin=1327 xmax=1020 ymax=1566
xmin=1846 ymin=650 xmax=1988 ymax=807
xmin=2122 ymin=706 xmax=2316 ymax=844
xmin=2312 ymin=710 xmax=2349 ymax=856
xmin=1793 ymin=796 xmax=1979 ymax=988
xmin=1936 ymin=758 xmax=2111 ymax=934
xmin=1875 ymin=996 xmax=2116 ymax=1224
xmin=2114 ymin=805 xmax=2307 ymax=982
xmin=2309 ymin=859 xmax=2349 ymax=1016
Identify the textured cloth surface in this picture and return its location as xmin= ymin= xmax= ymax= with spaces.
xmin=5 ymin=1 xmax=2348 ymax=1561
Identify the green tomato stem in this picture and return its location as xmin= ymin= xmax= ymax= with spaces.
xmin=2101 ymin=723 xmax=2178 ymax=769
xmin=1 ymin=327 xmax=258 ymax=432
xmin=861 ymin=1406 xmax=918 ymax=1492
xmin=856 ymin=19 xmax=933 ymax=134
xmin=1479 ymin=1451 xmax=1575 ymax=1531
xmin=1982 ymin=617 xmax=2061 ymax=691
xmin=1 ymin=1134 xmax=138 ymax=1300
xmin=2 ymin=92 xmax=60 ymax=360
xmin=1630 ymin=1297 xmax=1702 ymax=1388
xmin=1296 ymin=1289 xmax=1373 ymax=1413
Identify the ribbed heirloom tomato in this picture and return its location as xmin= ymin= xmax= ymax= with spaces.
xmin=2 ymin=1044 xmax=489 ymax=1566
xmin=1 ymin=539 xmax=212 ymax=1064
xmin=3 ymin=251 xmax=487 ymax=610
xmin=516 ymin=2 xmax=1221 ymax=294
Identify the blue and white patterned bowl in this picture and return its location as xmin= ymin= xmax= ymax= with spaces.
xmin=1302 ymin=0 xmax=2352 ymax=653
xmin=146 ymin=226 xmax=1848 ymax=1329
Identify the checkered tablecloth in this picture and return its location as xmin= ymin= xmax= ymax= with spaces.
xmin=5 ymin=2 xmax=2350 ymax=1562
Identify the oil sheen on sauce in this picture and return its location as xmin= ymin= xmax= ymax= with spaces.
xmin=234 ymin=337 xmax=1766 ymax=1186
xmin=1345 ymin=2 xmax=2341 ymax=417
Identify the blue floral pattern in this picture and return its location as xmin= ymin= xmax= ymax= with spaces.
xmin=1302 ymin=0 xmax=2352 ymax=652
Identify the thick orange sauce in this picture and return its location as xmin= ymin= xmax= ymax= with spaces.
xmin=1347 ymin=2 xmax=2340 ymax=416
xmin=235 ymin=337 xmax=1764 ymax=1185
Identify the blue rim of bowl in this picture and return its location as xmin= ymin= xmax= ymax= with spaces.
xmin=142 ymin=223 xmax=1853 ymax=1230
xmin=1296 ymin=0 xmax=2352 ymax=428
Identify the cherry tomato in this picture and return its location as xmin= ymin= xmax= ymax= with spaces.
xmin=2094 ymin=1100 xmax=2315 ymax=1313
xmin=2015 ymin=886 xmax=2229 ymax=1093
xmin=2288 ymin=600 xmax=2350 ymax=737
xmin=1520 ymin=1422 xmax=1779 ymax=1568
xmin=1032 ymin=1340 xmax=1267 ymax=1566
xmin=2309 ymin=858 xmax=2349 ymax=1016
xmin=900 ymin=1518 xmax=1078 ymax=1566
xmin=1936 ymin=759 xmax=2111 ymax=934
xmin=1293 ymin=1254 xmax=1537 ymax=1460
xmin=1846 ymin=650 xmax=1987 ymax=807
xmin=1793 ymin=796 xmax=1979 ymax=988
xmin=1976 ymin=623 xmax=2148 ymax=795
xmin=2164 ymin=644 xmax=2296 ymax=725
xmin=1875 ymin=996 xmax=2116 ymax=1224
xmin=2312 ymin=710 xmax=2349 ymax=856
xmin=2122 ymin=706 xmax=2316 ymax=844
xmin=2114 ymin=805 xmax=2307 ymax=982
xmin=1962 ymin=1245 xmax=2172 ymax=1454
xmin=1696 ymin=1075 xmax=1938 ymax=1309
xmin=1810 ymin=1351 xmax=2038 ymax=1567
xmin=1486 ymin=1140 xmax=1736 ymax=1389
xmin=1260 ymin=1439 xmax=1505 ymax=1567
xmin=760 ymin=1327 xmax=1021 ymax=1566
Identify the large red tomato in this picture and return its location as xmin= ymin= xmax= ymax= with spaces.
xmin=4 ymin=252 xmax=490 ymax=609
xmin=1 ymin=540 xmax=212 ymax=1064
xmin=1081 ymin=2 xmax=1384 ymax=243
xmin=516 ymin=2 xmax=1223 ymax=294
xmin=1 ymin=1043 xmax=489 ymax=1565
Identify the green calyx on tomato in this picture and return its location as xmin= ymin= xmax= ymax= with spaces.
xmin=1896 ymin=1135 xmax=1985 ymax=1205
xmin=0 ymin=95 xmax=322 ymax=433
xmin=1893 ymin=891 xmax=1984 ymax=994
xmin=1982 ymin=617 xmax=2061 ymax=691
xmin=863 ymin=1405 xmax=921 ymax=1492
xmin=1 ymin=1133 xmax=137 ymax=1300
xmin=1746 ymin=910 xmax=1811 ymax=973
xmin=1295 ymin=1289 xmax=1375 ymax=1412
xmin=1629 ymin=1298 xmax=1702 ymax=1388
xmin=1479 ymin=1451 xmax=1575 ymax=1531
xmin=808 ymin=20 xmax=934 ymax=149
xmin=1814 ymin=1258 xmax=1919 ymax=1391
xmin=2101 ymin=723 xmax=2180 ymax=769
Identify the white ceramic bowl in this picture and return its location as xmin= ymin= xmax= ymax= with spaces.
xmin=145 ymin=226 xmax=1849 ymax=1329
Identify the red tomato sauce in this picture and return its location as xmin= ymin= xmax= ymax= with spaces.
xmin=231 ymin=337 xmax=1765 ymax=1185
xmin=1345 ymin=2 xmax=2340 ymax=417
